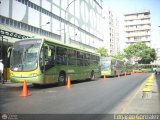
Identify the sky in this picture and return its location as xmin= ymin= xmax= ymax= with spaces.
xmin=102 ymin=0 xmax=160 ymax=50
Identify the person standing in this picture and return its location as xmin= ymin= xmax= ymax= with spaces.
xmin=0 ymin=59 xmax=4 ymax=82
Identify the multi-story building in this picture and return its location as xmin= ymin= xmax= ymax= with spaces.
xmin=103 ymin=8 xmax=120 ymax=55
xmin=124 ymin=10 xmax=151 ymax=48
xmin=0 ymin=0 xmax=104 ymax=60
xmin=114 ymin=18 xmax=120 ymax=54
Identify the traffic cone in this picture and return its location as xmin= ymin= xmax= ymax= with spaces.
xmin=103 ymin=75 xmax=107 ymax=80
xmin=20 ymin=80 xmax=29 ymax=97
xmin=66 ymin=76 xmax=71 ymax=88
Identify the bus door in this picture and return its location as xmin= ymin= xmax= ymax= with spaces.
xmin=40 ymin=44 xmax=55 ymax=73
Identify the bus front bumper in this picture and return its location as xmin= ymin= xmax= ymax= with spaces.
xmin=10 ymin=74 xmax=44 ymax=84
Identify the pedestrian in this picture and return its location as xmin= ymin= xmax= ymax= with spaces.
xmin=0 ymin=59 xmax=4 ymax=82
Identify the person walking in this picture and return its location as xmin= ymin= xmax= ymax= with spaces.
xmin=0 ymin=59 xmax=4 ymax=82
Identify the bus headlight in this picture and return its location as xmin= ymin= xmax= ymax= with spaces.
xmin=29 ymin=73 xmax=38 ymax=77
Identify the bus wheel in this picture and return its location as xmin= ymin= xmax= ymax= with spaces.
xmin=90 ymin=71 xmax=95 ymax=80
xmin=58 ymin=73 xmax=66 ymax=85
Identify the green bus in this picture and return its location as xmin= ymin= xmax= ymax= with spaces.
xmin=124 ymin=62 xmax=133 ymax=75
xmin=10 ymin=38 xmax=101 ymax=85
xmin=100 ymin=57 xmax=125 ymax=77
xmin=133 ymin=64 xmax=154 ymax=73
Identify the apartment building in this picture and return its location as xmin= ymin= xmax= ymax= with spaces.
xmin=103 ymin=8 xmax=120 ymax=55
xmin=124 ymin=10 xmax=151 ymax=48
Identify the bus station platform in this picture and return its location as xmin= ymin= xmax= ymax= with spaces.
xmin=122 ymin=74 xmax=160 ymax=114
xmin=0 ymin=80 xmax=32 ymax=88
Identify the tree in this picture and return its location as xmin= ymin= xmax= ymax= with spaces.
xmin=124 ymin=42 xmax=156 ymax=64
xmin=96 ymin=47 xmax=108 ymax=57
xmin=113 ymin=52 xmax=125 ymax=60
xmin=138 ymin=48 xmax=156 ymax=64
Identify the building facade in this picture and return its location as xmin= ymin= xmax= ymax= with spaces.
xmin=103 ymin=8 xmax=120 ymax=56
xmin=0 ymin=0 xmax=104 ymax=59
xmin=124 ymin=10 xmax=151 ymax=48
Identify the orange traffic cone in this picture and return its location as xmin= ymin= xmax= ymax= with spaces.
xmin=20 ymin=80 xmax=29 ymax=97
xmin=103 ymin=75 xmax=107 ymax=80
xmin=66 ymin=76 xmax=71 ymax=88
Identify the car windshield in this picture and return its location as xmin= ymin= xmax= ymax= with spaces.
xmin=10 ymin=39 xmax=41 ymax=71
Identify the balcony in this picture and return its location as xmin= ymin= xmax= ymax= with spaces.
xmin=125 ymin=20 xmax=151 ymax=26
xmin=126 ymin=32 xmax=151 ymax=37
xmin=125 ymin=26 xmax=151 ymax=32
xmin=125 ymin=39 xmax=151 ymax=43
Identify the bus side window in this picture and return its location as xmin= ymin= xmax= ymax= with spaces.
xmin=67 ymin=49 xmax=77 ymax=66
xmin=77 ymin=52 xmax=84 ymax=66
xmin=56 ymin=47 xmax=67 ymax=65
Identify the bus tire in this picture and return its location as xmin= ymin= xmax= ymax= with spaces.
xmin=58 ymin=72 xmax=66 ymax=85
xmin=90 ymin=71 xmax=95 ymax=80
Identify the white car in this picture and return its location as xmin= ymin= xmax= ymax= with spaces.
xmin=153 ymin=65 xmax=160 ymax=74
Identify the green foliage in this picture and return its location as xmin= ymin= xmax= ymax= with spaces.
xmin=96 ymin=47 xmax=108 ymax=57
xmin=113 ymin=52 xmax=125 ymax=60
xmin=139 ymin=48 xmax=156 ymax=64
xmin=124 ymin=42 xmax=156 ymax=64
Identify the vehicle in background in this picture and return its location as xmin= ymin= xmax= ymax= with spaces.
xmin=124 ymin=62 xmax=133 ymax=75
xmin=133 ymin=64 xmax=155 ymax=73
xmin=10 ymin=38 xmax=101 ymax=85
xmin=100 ymin=57 xmax=125 ymax=77
xmin=153 ymin=65 xmax=160 ymax=74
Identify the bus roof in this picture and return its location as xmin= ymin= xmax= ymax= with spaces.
xmin=16 ymin=38 xmax=100 ymax=56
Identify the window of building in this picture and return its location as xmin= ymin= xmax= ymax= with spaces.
xmin=6 ymin=18 xmax=9 ymax=24
xmin=10 ymin=19 xmax=13 ymax=26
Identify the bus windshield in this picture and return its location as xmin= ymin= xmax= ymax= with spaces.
xmin=10 ymin=39 xmax=41 ymax=71
xmin=101 ymin=60 xmax=111 ymax=70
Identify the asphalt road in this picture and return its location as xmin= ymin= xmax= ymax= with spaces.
xmin=0 ymin=73 xmax=150 ymax=115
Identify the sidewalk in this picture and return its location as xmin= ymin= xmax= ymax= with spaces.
xmin=0 ymin=80 xmax=28 ymax=88
xmin=123 ymin=74 xmax=160 ymax=114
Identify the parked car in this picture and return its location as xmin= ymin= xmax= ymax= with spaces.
xmin=153 ymin=65 xmax=160 ymax=74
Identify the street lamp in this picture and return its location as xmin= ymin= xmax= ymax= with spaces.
xmin=39 ymin=22 xmax=50 ymax=35
xmin=40 ymin=22 xmax=50 ymax=28
xmin=64 ymin=0 xmax=78 ymax=44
